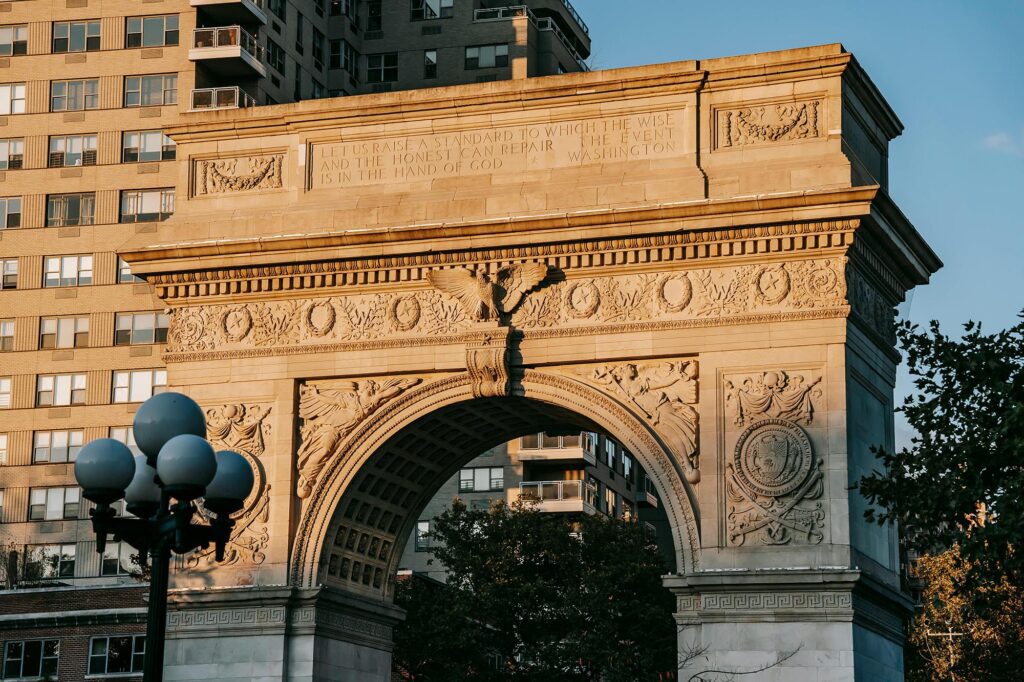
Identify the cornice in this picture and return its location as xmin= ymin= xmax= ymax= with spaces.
xmin=125 ymin=187 xmax=877 ymax=282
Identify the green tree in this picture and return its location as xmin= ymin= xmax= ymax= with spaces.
xmin=859 ymin=314 xmax=1024 ymax=584
xmin=393 ymin=499 xmax=677 ymax=681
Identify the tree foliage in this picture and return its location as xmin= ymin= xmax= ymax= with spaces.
xmin=906 ymin=546 xmax=1024 ymax=682
xmin=393 ymin=500 xmax=677 ymax=681
xmin=858 ymin=314 xmax=1024 ymax=583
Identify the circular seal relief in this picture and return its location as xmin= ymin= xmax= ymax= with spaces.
xmin=222 ymin=307 xmax=253 ymax=342
xmin=657 ymin=274 xmax=693 ymax=313
xmin=564 ymin=281 xmax=600 ymax=319
xmin=306 ymin=300 xmax=336 ymax=337
xmin=733 ymin=418 xmax=813 ymax=498
xmin=806 ymin=264 xmax=839 ymax=298
xmin=754 ymin=265 xmax=791 ymax=305
xmin=389 ymin=295 xmax=422 ymax=331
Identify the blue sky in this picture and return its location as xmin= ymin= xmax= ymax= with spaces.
xmin=584 ymin=0 xmax=1023 ymax=437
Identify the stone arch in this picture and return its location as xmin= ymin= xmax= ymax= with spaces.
xmin=291 ymin=370 xmax=702 ymax=596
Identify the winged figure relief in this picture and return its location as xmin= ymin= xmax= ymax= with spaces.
xmin=593 ymin=361 xmax=701 ymax=484
xmin=296 ymin=379 xmax=421 ymax=497
xmin=426 ymin=262 xmax=549 ymax=322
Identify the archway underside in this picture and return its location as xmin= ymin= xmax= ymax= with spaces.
xmin=320 ymin=396 xmax=603 ymax=597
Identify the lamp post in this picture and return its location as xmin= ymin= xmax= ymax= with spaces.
xmin=74 ymin=392 xmax=254 ymax=682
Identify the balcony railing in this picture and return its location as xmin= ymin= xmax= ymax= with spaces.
xmin=472 ymin=6 xmax=588 ymax=71
xmin=519 ymin=480 xmax=597 ymax=507
xmin=190 ymin=86 xmax=256 ymax=111
xmin=559 ymin=0 xmax=588 ymax=35
xmin=192 ymin=25 xmax=264 ymax=61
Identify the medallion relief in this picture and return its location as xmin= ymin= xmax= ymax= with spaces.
xmin=194 ymin=155 xmax=284 ymax=196
xmin=584 ymin=361 xmax=700 ymax=483
xmin=189 ymin=404 xmax=273 ymax=566
xmin=726 ymin=419 xmax=824 ymax=546
xmin=296 ymin=379 xmax=421 ymax=498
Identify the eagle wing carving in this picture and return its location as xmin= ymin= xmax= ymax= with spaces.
xmin=497 ymin=262 xmax=549 ymax=312
xmin=426 ymin=269 xmax=488 ymax=319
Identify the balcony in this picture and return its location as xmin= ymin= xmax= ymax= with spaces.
xmin=190 ymin=86 xmax=256 ymax=111
xmin=511 ymin=480 xmax=598 ymax=514
xmin=189 ymin=26 xmax=266 ymax=77
xmin=190 ymin=0 xmax=267 ymax=25
xmin=517 ymin=443 xmax=595 ymax=466
xmin=472 ymin=6 xmax=589 ymax=71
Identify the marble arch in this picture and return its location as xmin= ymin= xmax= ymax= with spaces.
xmin=129 ymin=46 xmax=941 ymax=681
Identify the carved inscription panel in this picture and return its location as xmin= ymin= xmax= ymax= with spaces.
xmin=312 ymin=110 xmax=687 ymax=189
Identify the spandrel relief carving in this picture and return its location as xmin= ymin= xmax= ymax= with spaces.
xmin=727 ymin=419 xmax=824 ymax=546
xmin=296 ymin=379 xmax=421 ymax=498
xmin=586 ymin=361 xmax=701 ymax=484
xmin=166 ymin=258 xmax=847 ymax=356
xmin=189 ymin=404 xmax=273 ymax=567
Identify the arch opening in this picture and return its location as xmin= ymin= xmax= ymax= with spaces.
xmin=293 ymin=371 xmax=701 ymax=599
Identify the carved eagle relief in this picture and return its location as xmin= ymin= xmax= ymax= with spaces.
xmin=426 ymin=262 xmax=549 ymax=321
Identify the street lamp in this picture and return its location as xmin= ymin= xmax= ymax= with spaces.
xmin=74 ymin=392 xmax=255 ymax=682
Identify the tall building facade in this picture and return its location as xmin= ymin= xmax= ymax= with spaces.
xmin=0 ymin=2 xmax=588 ymax=679
xmin=398 ymin=431 xmax=670 ymax=583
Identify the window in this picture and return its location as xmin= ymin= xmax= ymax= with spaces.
xmin=49 ymin=134 xmax=97 ymax=167
xmin=311 ymin=79 xmax=325 ymax=99
xmin=414 ymin=521 xmax=430 ymax=551
xmin=0 ymin=377 xmax=9 ymax=408
xmin=89 ymin=636 xmax=145 ymax=675
xmin=115 ymin=312 xmax=169 ymax=345
xmin=120 ymin=188 xmax=174 ymax=223
xmin=47 ymin=193 xmax=96 ymax=227
xmin=458 ymin=466 xmax=503 ymax=492
xmin=0 ymin=490 xmax=3 ymax=518
xmin=126 ymin=14 xmax=178 ymax=48
xmin=367 ymin=53 xmax=398 ymax=83
xmin=124 ymin=74 xmax=177 ymax=107
xmin=267 ymin=39 xmax=285 ymax=74
xmin=1 ymin=259 xmax=16 ymax=289
xmin=623 ymin=454 xmax=633 ymax=482
xmin=0 ymin=320 xmax=11 ymax=350
xmin=465 ymin=44 xmax=509 ymax=70
xmin=295 ymin=11 xmax=304 ymax=54
xmin=314 ymin=0 xmax=325 ymax=17
xmin=605 ymin=440 xmax=616 ymax=469
xmin=36 ymin=373 xmax=87 ymax=406
xmin=331 ymin=0 xmax=356 ymax=17
xmin=367 ymin=0 xmax=382 ymax=31
xmin=53 ymin=20 xmax=100 ymax=52
xmin=0 ymin=197 xmax=19 ymax=228
xmin=110 ymin=426 xmax=141 ymax=456
xmin=293 ymin=70 xmax=301 ymax=101
xmin=2 ymin=640 xmax=59 ymax=679
xmin=0 ymin=433 xmax=7 ymax=463
xmin=604 ymin=488 xmax=617 ymax=517
xmin=330 ymin=39 xmax=358 ymax=73
xmin=520 ymin=431 xmax=582 ymax=449
xmin=312 ymin=28 xmax=324 ymax=70
xmin=101 ymin=540 xmax=134 ymax=575
xmin=51 ymin=78 xmax=100 ymax=111
xmin=424 ymin=49 xmax=437 ymax=79
xmin=40 ymin=316 xmax=89 ymax=349
xmin=118 ymin=257 xmax=143 ymax=284
xmin=122 ymin=130 xmax=175 ymax=163
xmin=33 ymin=430 xmax=84 ymax=463
xmin=112 ymin=369 xmax=167 ymax=403
xmin=0 ymin=83 xmax=26 ymax=114
xmin=0 ymin=137 xmax=23 ymax=169
xmin=411 ymin=0 xmax=453 ymax=21
xmin=25 ymin=543 xmax=76 ymax=579
xmin=29 ymin=486 xmax=80 ymax=520
xmin=0 ymin=25 xmax=27 ymax=56
xmin=268 ymin=0 xmax=286 ymax=21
